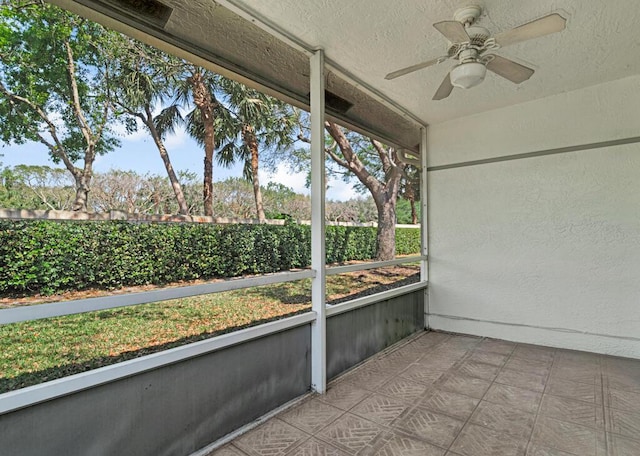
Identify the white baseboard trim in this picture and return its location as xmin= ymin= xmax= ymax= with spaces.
xmin=429 ymin=314 xmax=640 ymax=359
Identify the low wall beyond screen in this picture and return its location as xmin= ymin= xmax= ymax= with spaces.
xmin=0 ymin=289 xmax=426 ymax=455
xmin=326 ymin=289 xmax=425 ymax=379
xmin=0 ymin=325 xmax=311 ymax=456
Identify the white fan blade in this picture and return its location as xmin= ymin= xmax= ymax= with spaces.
xmin=495 ymin=13 xmax=566 ymax=48
xmin=433 ymin=20 xmax=470 ymax=43
xmin=486 ymin=55 xmax=534 ymax=84
xmin=385 ymin=56 xmax=449 ymax=80
xmin=432 ymin=73 xmax=454 ymax=100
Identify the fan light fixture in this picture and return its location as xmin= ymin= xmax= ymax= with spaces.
xmin=450 ymin=62 xmax=486 ymax=89
xmin=384 ymin=5 xmax=567 ymax=100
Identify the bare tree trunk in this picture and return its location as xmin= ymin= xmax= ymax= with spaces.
xmin=324 ymin=122 xmax=405 ymax=260
xmin=242 ymin=124 xmax=266 ymax=222
xmin=374 ymin=192 xmax=397 ymax=261
xmin=72 ymin=175 xmax=90 ymax=212
xmin=410 ymin=199 xmax=418 ymax=224
xmin=143 ymin=106 xmax=190 ymax=215
xmin=188 ymin=70 xmax=216 ymax=217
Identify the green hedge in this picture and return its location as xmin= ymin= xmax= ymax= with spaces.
xmin=0 ymin=220 xmax=420 ymax=295
xmin=395 ymin=227 xmax=421 ymax=256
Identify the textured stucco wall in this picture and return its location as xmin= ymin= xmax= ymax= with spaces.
xmin=427 ymin=75 xmax=640 ymax=358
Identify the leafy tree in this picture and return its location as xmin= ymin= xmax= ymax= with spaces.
xmin=263 ymin=182 xmax=310 ymax=220
xmin=0 ymin=1 xmax=119 ymax=211
xmin=9 ymin=164 xmax=75 ymax=209
xmin=297 ymin=119 xmax=408 ymax=260
xmin=0 ymin=165 xmax=42 ymax=208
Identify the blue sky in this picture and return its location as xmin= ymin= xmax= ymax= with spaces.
xmin=0 ymin=125 xmax=360 ymax=201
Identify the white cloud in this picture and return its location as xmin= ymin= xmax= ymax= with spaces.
xmin=113 ymin=118 xmax=148 ymax=142
xmin=261 ymin=164 xmax=309 ymax=195
xmin=260 ymin=165 xmax=361 ymax=202
xmin=325 ymin=176 xmax=359 ymax=202
xmin=164 ymin=126 xmax=189 ymax=149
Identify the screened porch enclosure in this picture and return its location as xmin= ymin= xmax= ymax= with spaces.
xmin=0 ymin=0 xmax=639 ymax=455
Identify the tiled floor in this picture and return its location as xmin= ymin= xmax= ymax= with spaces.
xmin=208 ymin=332 xmax=640 ymax=456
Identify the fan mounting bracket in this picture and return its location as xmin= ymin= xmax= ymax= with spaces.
xmin=453 ymin=5 xmax=482 ymax=26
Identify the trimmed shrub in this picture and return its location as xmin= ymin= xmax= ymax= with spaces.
xmin=0 ymin=220 xmax=419 ymax=295
xmin=395 ymin=227 xmax=421 ymax=256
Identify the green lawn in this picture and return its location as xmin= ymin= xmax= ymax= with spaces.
xmin=0 ymin=266 xmax=419 ymax=393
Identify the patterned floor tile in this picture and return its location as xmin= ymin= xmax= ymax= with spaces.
xmin=206 ymin=335 xmax=640 ymax=456
xmin=546 ymin=377 xmax=599 ymax=403
xmin=377 ymin=377 xmax=431 ymax=403
xmin=456 ymin=360 xmax=500 ymax=380
xmin=318 ymin=381 xmax=371 ymax=411
xmin=605 ymin=372 xmax=640 ymax=394
xmin=370 ymin=358 xmax=415 ymax=373
xmin=504 ymin=358 xmax=552 ymax=377
xmin=606 ymin=407 xmax=640 ymax=440
xmin=603 ymin=357 xmax=640 ymax=375
xmin=558 ymin=362 xmax=601 ymax=379
xmin=605 ymin=387 xmax=640 ymax=413
xmin=420 ymin=389 xmax=480 ymax=421
xmin=394 ymin=407 xmax=464 ymax=448
xmin=427 ymin=351 xmax=471 ymax=364
xmin=279 ymin=399 xmax=344 ymax=434
xmin=495 ymin=368 xmax=547 ymax=392
xmin=411 ymin=332 xmax=451 ymax=348
xmin=341 ymin=367 xmax=393 ymax=391
xmin=550 ymin=365 xmax=600 ymax=385
xmin=439 ymin=335 xmax=482 ymax=350
xmin=512 ymin=346 xmax=555 ymax=364
xmin=525 ymin=444 xmax=578 ymax=456
xmin=398 ymin=364 xmax=447 ymax=385
xmin=469 ymin=400 xmax=535 ymax=439
xmin=350 ymin=393 xmax=410 ymax=426
xmin=531 ymin=417 xmax=604 ymax=456
xmin=475 ymin=339 xmax=516 ymax=356
xmin=466 ymin=350 xmax=509 ymax=367
xmin=437 ymin=373 xmax=492 ymax=399
xmin=484 ymin=383 xmax=542 ymax=414
xmin=538 ymin=395 xmax=602 ymax=429
xmin=606 ymin=433 xmax=640 ymax=456
xmin=555 ymin=350 xmax=601 ymax=365
xmin=284 ymin=438 xmax=347 ymax=456
xmin=416 ymin=356 xmax=460 ymax=371
xmin=317 ymin=413 xmax=383 ymax=454
xmin=360 ymin=431 xmax=446 ymax=456
xmin=235 ymin=419 xmax=309 ymax=456
xmin=207 ymin=445 xmax=248 ymax=456
xmin=450 ymin=423 xmax=527 ymax=456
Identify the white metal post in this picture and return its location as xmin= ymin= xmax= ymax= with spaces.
xmin=420 ymin=126 xmax=429 ymax=329
xmin=310 ymin=49 xmax=327 ymax=393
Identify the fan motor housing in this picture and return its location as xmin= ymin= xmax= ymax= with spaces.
xmin=447 ymin=25 xmax=490 ymax=57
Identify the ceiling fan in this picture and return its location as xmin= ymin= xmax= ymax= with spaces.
xmin=385 ymin=6 xmax=566 ymax=100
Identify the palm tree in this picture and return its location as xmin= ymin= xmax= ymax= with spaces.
xmin=174 ymin=68 xmax=226 ymax=217
xmin=211 ymin=79 xmax=296 ymax=222
xmin=110 ymin=38 xmax=190 ymax=215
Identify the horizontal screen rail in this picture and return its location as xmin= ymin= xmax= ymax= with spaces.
xmin=0 ymin=311 xmax=316 ymax=415
xmin=0 ymin=269 xmax=316 ymax=325
xmin=326 ymin=281 xmax=427 ymax=317
xmin=326 ymin=255 xmax=426 ymax=276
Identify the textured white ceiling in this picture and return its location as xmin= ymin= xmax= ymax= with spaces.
xmin=232 ymin=0 xmax=640 ymax=124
